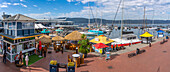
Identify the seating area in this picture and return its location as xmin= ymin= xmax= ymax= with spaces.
xmin=67 ymin=54 xmax=85 ymax=68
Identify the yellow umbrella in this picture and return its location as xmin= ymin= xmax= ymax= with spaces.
xmin=140 ymin=32 xmax=153 ymax=37
xmin=52 ymin=35 xmax=65 ymax=41
xmin=39 ymin=34 xmax=51 ymax=39
xmin=90 ymin=35 xmax=114 ymax=44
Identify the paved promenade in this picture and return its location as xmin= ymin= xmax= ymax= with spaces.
xmin=0 ymin=37 xmax=169 ymax=72
xmin=76 ymin=38 xmax=170 ymax=72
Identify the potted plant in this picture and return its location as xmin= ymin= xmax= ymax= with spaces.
xmin=78 ymin=34 xmax=90 ymax=58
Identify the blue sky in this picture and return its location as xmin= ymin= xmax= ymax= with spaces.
xmin=0 ymin=0 xmax=170 ymax=20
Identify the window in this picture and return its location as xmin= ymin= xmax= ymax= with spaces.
xmin=30 ymin=29 xmax=34 ymax=34
xmin=8 ymin=30 xmax=11 ymax=35
xmin=4 ymin=22 xmax=8 ymax=29
xmin=8 ymin=22 xmax=12 ymax=29
xmin=12 ymin=22 xmax=16 ymax=29
xmin=17 ymin=22 xmax=22 ymax=29
xmin=22 ymin=22 xmax=34 ymax=29
xmin=12 ymin=30 xmax=15 ymax=36
xmin=24 ymin=30 xmax=29 ymax=35
xmin=17 ymin=30 xmax=23 ymax=36
xmin=4 ymin=29 xmax=7 ymax=34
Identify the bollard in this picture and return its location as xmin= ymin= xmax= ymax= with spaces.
xmin=149 ymin=43 xmax=151 ymax=47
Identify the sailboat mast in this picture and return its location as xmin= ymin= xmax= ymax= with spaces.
xmin=88 ymin=2 xmax=91 ymax=29
xmin=96 ymin=7 xmax=98 ymax=28
xmin=100 ymin=11 xmax=103 ymax=26
xmin=121 ymin=0 xmax=124 ymax=39
xmin=143 ymin=6 xmax=146 ymax=29
xmin=152 ymin=10 xmax=154 ymax=25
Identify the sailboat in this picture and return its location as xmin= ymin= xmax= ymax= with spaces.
xmin=111 ymin=0 xmax=141 ymax=47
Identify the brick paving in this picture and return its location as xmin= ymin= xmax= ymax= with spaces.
xmin=76 ymin=39 xmax=170 ymax=72
xmin=0 ymin=38 xmax=169 ymax=72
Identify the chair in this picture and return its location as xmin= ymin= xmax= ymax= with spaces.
xmin=68 ymin=55 xmax=72 ymax=62
xmin=80 ymin=54 xmax=84 ymax=64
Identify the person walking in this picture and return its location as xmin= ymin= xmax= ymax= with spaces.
xmin=3 ymin=50 xmax=6 ymax=64
xmin=136 ymin=48 xmax=140 ymax=54
xmin=61 ymin=47 xmax=63 ymax=54
xmin=25 ymin=53 xmax=29 ymax=67
xmin=19 ymin=51 xmax=23 ymax=63
xmin=43 ymin=48 xmax=46 ymax=57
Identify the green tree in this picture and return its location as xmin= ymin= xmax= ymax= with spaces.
xmin=78 ymin=34 xmax=90 ymax=54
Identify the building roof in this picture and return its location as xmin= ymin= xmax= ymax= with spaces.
xmin=3 ymin=14 xmax=36 ymax=21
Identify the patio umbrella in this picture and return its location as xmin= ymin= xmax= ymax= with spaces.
xmin=41 ymin=29 xmax=50 ymax=33
xmin=64 ymin=31 xmax=84 ymax=40
xmin=55 ymin=29 xmax=63 ymax=32
xmin=52 ymin=35 xmax=65 ymax=41
xmin=93 ymin=43 xmax=109 ymax=49
xmin=39 ymin=34 xmax=51 ymax=39
xmin=38 ymin=37 xmax=52 ymax=44
xmin=90 ymin=35 xmax=114 ymax=44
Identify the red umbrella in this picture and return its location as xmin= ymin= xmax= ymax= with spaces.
xmin=39 ymin=41 xmax=42 ymax=50
xmin=93 ymin=43 xmax=109 ymax=49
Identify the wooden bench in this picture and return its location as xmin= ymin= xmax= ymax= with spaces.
xmin=139 ymin=49 xmax=146 ymax=54
xmin=160 ymin=42 xmax=164 ymax=44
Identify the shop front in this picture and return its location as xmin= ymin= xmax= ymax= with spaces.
xmin=1 ymin=35 xmax=39 ymax=62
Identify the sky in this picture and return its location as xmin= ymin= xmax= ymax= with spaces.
xmin=0 ymin=0 xmax=170 ymax=20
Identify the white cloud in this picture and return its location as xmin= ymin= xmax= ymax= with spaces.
xmin=67 ymin=0 xmax=74 ymax=2
xmin=33 ymin=5 xmax=37 ymax=7
xmin=13 ymin=3 xmax=20 ymax=5
xmin=44 ymin=12 xmax=51 ymax=14
xmin=0 ymin=2 xmax=27 ymax=8
xmin=20 ymin=3 xmax=27 ymax=7
xmin=75 ymin=2 xmax=80 ymax=5
xmin=26 ymin=12 xmax=52 ymax=18
xmin=63 ymin=0 xmax=170 ymax=20
xmin=0 ymin=5 xmax=8 ymax=8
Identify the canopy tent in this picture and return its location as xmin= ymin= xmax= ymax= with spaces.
xmin=35 ymin=24 xmax=47 ymax=29
xmin=90 ymin=35 xmax=114 ymax=44
xmin=55 ymin=29 xmax=63 ymax=32
xmin=52 ymin=35 xmax=65 ymax=41
xmin=157 ymin=30 xmax=165 ymax=37
xmin=93 ymin=43 xmax=109 ymax=49
xmin=140 ymin=32 xmax=153 ymax=37
xmin=41 ymin=29 xmax=50 ymax=33
xmin=37 ymin=37 xmax=52 ymax=44
xmin=157 ymin=30 xmax=165 ymax=33
xmin=64 ymin=31 xmax=84 ymax=40
xmin=39 ymin=34 xmax=51 ymax=39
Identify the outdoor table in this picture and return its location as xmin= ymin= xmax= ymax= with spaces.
xmin=72 ymin=54 xmax=80 ymax=67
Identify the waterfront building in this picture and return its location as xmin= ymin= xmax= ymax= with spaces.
xmin=35 ymin=19 xmax=78 ymax=28
xmin=0 ymin=14 xmax=42 ymax=62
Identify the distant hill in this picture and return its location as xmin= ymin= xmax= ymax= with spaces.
xmin=57 ymin=17 xmax=170 ymax=24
